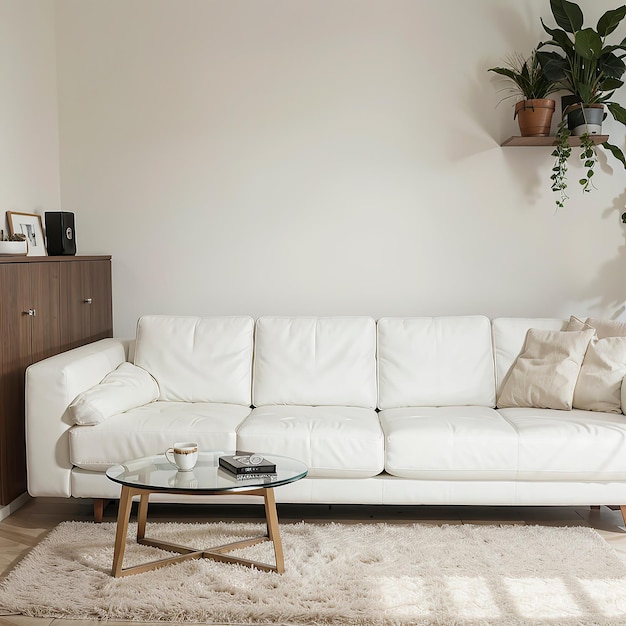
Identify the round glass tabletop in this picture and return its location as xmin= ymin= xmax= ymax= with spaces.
xmin=106 ymin=451 xmax=308 ymax=493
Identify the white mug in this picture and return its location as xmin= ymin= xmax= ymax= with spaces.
xmin=165 ymin=442 xmax=198 ymax=472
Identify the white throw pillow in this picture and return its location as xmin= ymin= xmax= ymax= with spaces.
xmin=69 ymin=362 xmax=160 ymax=425
xmin=497 ymin=328 xmax=595 ymax=410
xmin=573 ymin=336 xmax=626 ymax=413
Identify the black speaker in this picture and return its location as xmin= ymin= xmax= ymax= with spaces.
xmin=45 ymin=212 xmax=77 ymax=256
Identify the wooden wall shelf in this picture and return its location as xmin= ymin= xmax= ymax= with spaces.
xmin=502 ymin=135 xmax=608 ymax=147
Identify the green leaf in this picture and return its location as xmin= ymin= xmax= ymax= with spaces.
xmin=551 ymin=0 xmax=584 ymax=33
xmin=537 ymin=50 xmax=569 ymax=82
xmin=597 ymin=6 xmax=626 ymax=37
xmin=599 ymin=53 xmax=626 ymax=80
xmin=540 ymin=22 xmax=575 ymax=51
xmin=606 ymin=101 xmax=626 ymax=124
xmin=598 ymin=90 xmax=616 ymax=104
xmin=601 ymin=44 xmax=626 ymax=56
xmin=602 ymin=140 xmax=626 ymax=168
xmin=488 ymin=67 xmax=519 ymax=81
xmin=599 ymin=78 xmax=624 ymax=92
xmin=575 ymin=29 xmax=603 ymax=60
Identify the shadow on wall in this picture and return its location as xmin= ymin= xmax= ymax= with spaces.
xmin=582 ymin=187 xmax=626 ymax=319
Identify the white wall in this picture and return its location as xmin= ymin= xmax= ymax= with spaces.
xmin=0 ymin=0 xmax=59 ymax=516
xmin=54 ymin=0 xmax=626 ymax=339
xmin=1 ymin=0 xmax=60 ymax=233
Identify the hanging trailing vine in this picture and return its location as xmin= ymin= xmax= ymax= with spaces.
xmin=578 ymin=132 xmax=597 ymax=194
xmin=550 ymin=118 xmax=599 ymax=208
xmin=551 ymin=118 xmax=572 ymax=209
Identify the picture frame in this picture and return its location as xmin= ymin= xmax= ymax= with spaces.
xmin=7 ymin=212 xmax=47 ymax=256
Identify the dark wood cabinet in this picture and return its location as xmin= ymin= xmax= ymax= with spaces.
xmin=60 ymin=259 xmax=113 ymax=351
xmin=0 ymin=256 xmax=112 ymax=505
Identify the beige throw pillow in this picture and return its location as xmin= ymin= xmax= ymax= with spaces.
xmin=497 ymin=328 xmax=595 ymax=410
xmin=566 ymin=316 xmax=594 ymax=332
xmin=572 ymin=336 xmax=626 ymax=413
xmin=564 ymin=316 xmax=626 ymax=412
xmin=585 ymin=317 xmax=626 ymax=339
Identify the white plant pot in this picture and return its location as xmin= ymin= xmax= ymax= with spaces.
xmin=567 ymin=104 xmax=606 ymax=136
xmin=0 ymin=240 xmax=28 ymax=255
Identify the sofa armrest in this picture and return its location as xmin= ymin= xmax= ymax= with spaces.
xmin=25 ymin=339 xmax=127 ymax=497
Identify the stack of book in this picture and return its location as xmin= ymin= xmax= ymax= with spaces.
xmin=219 ymin=453 xmax=277 ymax=480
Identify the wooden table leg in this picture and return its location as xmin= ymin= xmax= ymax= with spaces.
xmin=263 ymin=488 xmax=284 ymax=573
xmin=137 ymin=493 xmax=149 ymax=541
xmin=111 ymin=486 xmax=135 ymax=577
xmin=109 ymin=486 xmax=287 ymax=576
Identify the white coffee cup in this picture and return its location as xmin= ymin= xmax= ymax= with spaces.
xmin=165 ymin=442 xmax=198 ymax=472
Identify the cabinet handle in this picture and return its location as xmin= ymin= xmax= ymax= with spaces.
xmin=23 ymin=309 xmax=36 ymax=316
xmin=84 ymin=298 xmax=93 ymax=304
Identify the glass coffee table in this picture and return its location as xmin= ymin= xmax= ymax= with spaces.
xmin=106 ymin=451 xmax=308 ymax=577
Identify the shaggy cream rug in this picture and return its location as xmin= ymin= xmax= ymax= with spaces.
xmin=1 ymin=521 xmax=626 ymax=625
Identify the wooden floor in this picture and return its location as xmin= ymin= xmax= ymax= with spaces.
xmin=1 ymin=497 xmax=626 ymax=626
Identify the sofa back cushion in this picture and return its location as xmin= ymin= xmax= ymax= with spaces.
xmin=377 ymin=316 xmax=496 ymax=409
xmin=492 ymin=317 xmax=566 ymax=396
xmin=134 ymin=315 xmax=254 ymax=404
xmin=252 ymin=316 xmax=377 ymax=408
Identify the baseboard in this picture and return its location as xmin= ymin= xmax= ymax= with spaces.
xmin=0 ymin=492 xmax=31 ymax=521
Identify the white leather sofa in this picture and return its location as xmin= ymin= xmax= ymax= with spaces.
xmin=25 ymin=314 xmax=626 ymax=522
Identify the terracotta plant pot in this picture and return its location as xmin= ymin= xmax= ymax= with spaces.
xmin=565 ymin=103 xmax=607 ymax=136
xmin=514 ymin=99 xmax=556 ymax=136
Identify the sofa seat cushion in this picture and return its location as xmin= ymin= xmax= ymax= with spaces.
xmin=69 ymin=401 xmax=251 ymax=471
xmin=236 ymin=405 xmax=384 ymax=478
xmin=498 ymin=407 xmax=626 ymax=481
xmin=380 ymin=406 xmax=518 ymax=480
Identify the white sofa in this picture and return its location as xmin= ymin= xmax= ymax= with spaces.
xmin=25 ymin=314 xmax=626 ymax=522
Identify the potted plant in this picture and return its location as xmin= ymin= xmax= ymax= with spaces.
xmin=537 ymin=0 xmax=626 ymax=206
xmin=0 ymin=232 xmax=27 ymax=255
xmin=489 ymin=50 xmax=559 ymax=136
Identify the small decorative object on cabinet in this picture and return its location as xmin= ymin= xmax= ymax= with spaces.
xmin=536 ymin=0 xmax=626 ymax=206
xmin=488 ymin=49 xmax=558 ymax=136
xmin=45 ymin=212 xmax=77 ymax=256
xmin=6 ymin=212 xmax=47 ymax=256
xmin=0 ymin=256 xmax=112 ymax=506
xmin=0 ymin=233 xmax=27 ymax=256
